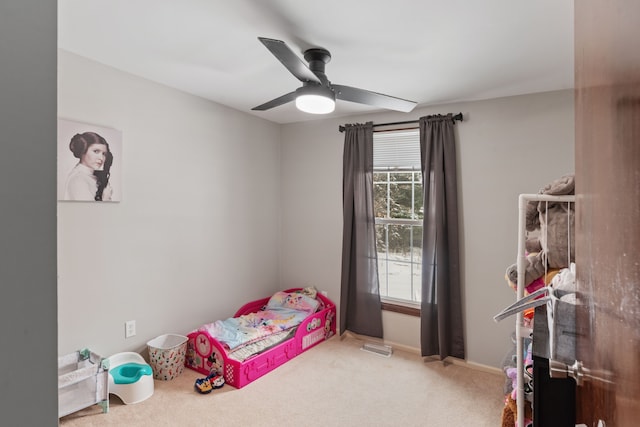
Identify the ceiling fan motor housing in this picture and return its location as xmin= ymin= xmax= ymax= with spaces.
xmin=303 ymin=48 xmax=331 ymax=84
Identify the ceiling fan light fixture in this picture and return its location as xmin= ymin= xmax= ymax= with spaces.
xmin=253 ymin=38 xmax=417 ymax=114
xmin=295 ymin=85 xmax=335 ymax=114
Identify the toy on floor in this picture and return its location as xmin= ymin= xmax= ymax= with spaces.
xmin=501 ymin=394 xmax=532 ymax=427
xmin=194 ymin=372 xmax=225 ymax=394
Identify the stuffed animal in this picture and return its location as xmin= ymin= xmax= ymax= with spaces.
xmin=506 ymin=174 xmax=575 ymax=287
xmin=505 ymin=268 xmax=560 ymax=296
xmin=501 ymin=395 xmax=533 ymax=427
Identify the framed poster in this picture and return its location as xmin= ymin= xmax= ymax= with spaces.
xmin=57 ymin=119 xmax=122 ymax=202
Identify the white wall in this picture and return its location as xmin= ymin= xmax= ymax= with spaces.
xmin=57 ymin=50 xmax=574 ymax=368
xmin=57 ymin=50 xmax=282 ymax=357
xmin=279 ymin=90 xmax=575 ymax=368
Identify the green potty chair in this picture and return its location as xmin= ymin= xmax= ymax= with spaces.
xmin=107 ymin=352 xmax=154 ymax=404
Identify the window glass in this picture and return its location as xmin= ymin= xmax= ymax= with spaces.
xmin=373 ymin=129 xmax=422 ymax=305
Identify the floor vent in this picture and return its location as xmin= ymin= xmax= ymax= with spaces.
xmin=361 ymin=342 xmax=393 ymax=357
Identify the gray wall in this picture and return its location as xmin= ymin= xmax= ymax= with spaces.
xmin=279 ymin=90 xmax=575 ymax=368
xmin=0 ymin=1 xmax=58 ymax=425
xmin=58 ymin=51 xmax=283 ymax=358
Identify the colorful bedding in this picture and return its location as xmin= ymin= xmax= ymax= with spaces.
xmin=227 ymin=329 xmax=295 ymax=362
xmin=196 ymin=290 xmax=320 ymax=350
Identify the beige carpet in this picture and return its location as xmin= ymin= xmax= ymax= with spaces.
xmin=59 ymin=335 xmax=505 ymax=426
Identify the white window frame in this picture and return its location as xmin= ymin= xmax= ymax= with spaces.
xmin=373 ymin=129 xmax=422 ymax=308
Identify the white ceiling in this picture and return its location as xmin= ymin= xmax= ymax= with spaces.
xmin=58 ymin=0 xmax=574 ymax=125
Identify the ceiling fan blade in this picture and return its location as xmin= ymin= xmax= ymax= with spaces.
xmin=251 ymin=91 xmax=297 ymax=111
xmin=333 ymin=84 xmax=417 ymax=113
xmin=258 ymin=37 xmax=322 ymax=84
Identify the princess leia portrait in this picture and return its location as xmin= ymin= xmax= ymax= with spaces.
xmin=58 ymin=119 xmax=121 ymax=202
xmin=64 ymin=132 xmax=113 ymax=201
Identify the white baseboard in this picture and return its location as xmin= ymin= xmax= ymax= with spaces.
xmin=342 ymin=331 xmax=503 ymax=376
xmin=444 ymin=357 xmax=503 ymax=376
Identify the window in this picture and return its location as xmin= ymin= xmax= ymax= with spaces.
xmin=373 ymin=129 xmax=422 ymax=307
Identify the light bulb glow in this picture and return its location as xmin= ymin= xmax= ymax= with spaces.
xmin=294 ymin=85 xmax=336 ymax=114
xmin=295 ymin=94 xmax=336 ymax=114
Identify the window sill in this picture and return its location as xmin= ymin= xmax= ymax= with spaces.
xmin=381 ymin=299 xmax=421 ymax=317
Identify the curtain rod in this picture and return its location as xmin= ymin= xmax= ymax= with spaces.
xmin=338 ymin=112 xmax=463 ymax=133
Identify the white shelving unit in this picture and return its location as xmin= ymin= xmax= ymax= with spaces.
xmin=512 ymin=193 xmax=575 ymax=427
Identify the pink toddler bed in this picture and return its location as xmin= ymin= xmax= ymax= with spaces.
xmin=185 ymin=288 xmax=336 ymax=388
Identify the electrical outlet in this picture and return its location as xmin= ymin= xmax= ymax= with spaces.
xmin=125 ymin=320 xmax=136 ymax=338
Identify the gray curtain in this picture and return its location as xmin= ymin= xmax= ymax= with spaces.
xmin=340 ymin=122 xmax=383 ymax=337
xmin=419 ymin=114 xmax=465 ymax=359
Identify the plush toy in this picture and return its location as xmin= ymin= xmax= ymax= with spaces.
xmin=501 ymin=394 xmax=533 ymax=427
xmin=506 ymin=174 xmax=575 ymax=287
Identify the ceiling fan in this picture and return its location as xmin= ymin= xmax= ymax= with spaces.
xmin=252 ymin=37 xmax=417 ymax=114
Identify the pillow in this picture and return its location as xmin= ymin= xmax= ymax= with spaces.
xmin=266 ymin=291 xmax=320 ymax=313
